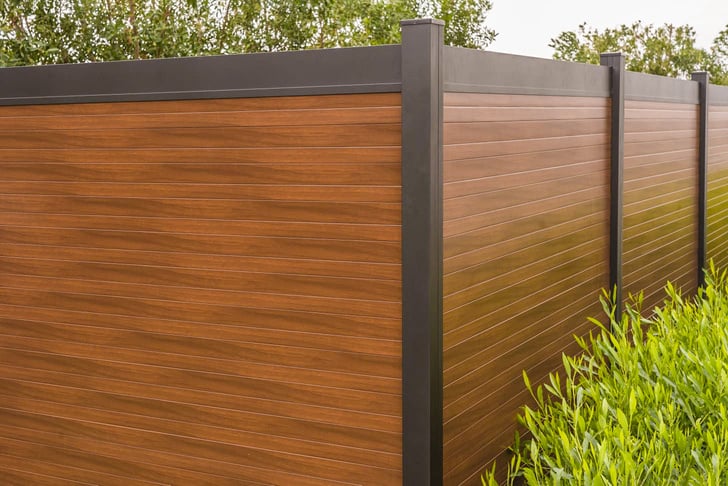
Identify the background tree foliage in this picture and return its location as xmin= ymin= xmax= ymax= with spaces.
xmin=0 ymin=0 xmax=495 ymax=66
xmin=550 ymin=21 xmax=728 ymax=85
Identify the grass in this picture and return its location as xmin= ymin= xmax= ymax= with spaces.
xmin=484 ymin=262 xmax=728 ymax=485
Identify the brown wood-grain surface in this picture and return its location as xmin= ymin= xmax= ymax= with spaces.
xmin=707 ymin=105 xmax=728 ymax=271
xmin=623 ymin=101 xmax=699 ymax=312
xmin=0 ymin=93 xmax=403 ymax=485
xmin=442 ymin=92 xmax=609 ymax=485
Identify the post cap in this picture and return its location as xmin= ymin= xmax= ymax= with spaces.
xmin=400 ymin=18 xmax=445 ymax=27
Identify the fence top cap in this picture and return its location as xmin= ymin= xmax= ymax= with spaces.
xmin=400 ymin=18 xmax=445 ymax=26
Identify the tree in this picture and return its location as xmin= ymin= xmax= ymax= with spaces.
xmin=706 ymin=26 xmax=728 ymax=85
xmin=0 ymin=0 xmax=496 ymax=66
xmin=550 ymin=21 xmax=728 ymax=85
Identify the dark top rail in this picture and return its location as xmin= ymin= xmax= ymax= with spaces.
xmin=0 ymin=45 xmax=402 ymax=105
xmin=710 ymin=83 xmax=728 ymax=106
xmin=625 ymin=70 xmax=699 ymax=104
xmin=442 ymin=46 xmax=610 ymax=97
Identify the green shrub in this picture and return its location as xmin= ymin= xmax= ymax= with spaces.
xmin=484 ymin=263 xmax=728 ymax=485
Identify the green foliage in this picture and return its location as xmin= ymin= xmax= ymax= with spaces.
xmin=550 ymin=21 xmax=728 ymax=85
xmin=0 ymin=0 xmax=496 ymax=66
xmin=484 ymin=262 xmax=728 ymax=485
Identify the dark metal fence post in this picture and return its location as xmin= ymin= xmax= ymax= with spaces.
xmin=692 ymin=71 xmax=710 ymax=287
xmin=400 ymin=18 xmax=444 ymax=486
xmin=600 ymin=53 xmax=626 ymax=319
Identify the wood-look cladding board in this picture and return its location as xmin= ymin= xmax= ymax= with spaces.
xmin=707 ymin=105 xmax=728 ymax=270
xmin=442 ymin=92 xmax=610 ymax=485
xmin=623 ymin=101 xmax=699 ymax=312
xmin=0 ymin=93 xmax=403 ymax=485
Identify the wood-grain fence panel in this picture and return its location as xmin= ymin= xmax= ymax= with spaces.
xmin=442 ymin=92 xmax=609 ymax=486
xmin=0 ymin=93 xmax=403 ymax=485
xmin=623 ymin=100 xmax=699 ymax=311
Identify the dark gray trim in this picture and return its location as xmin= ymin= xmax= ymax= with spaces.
xmin=443 ymin=46 xmax=610 ymax=97
xmin=710 ymin=84 xmax=728 ymax=106
xmin=693 ymin=72 xmax=710 ymax=287
xmin=601 ymin=53 xmax=625 ymax=318
xmin=400 ymin=18 xmax=444 ymax=486
xmin=624 ymin=70 xmax=699 ymax=104
xmin=0 ymin=45 xmax=401 ymax=105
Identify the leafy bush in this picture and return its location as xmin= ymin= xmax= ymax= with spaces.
xmin=485 ymin=263 xmax=728 ymax=485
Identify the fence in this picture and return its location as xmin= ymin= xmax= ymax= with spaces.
xmin=0 ymin=18 xmax=726 ymax=486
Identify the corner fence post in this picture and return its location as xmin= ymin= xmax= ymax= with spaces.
xmin=400 ymin=18 xmax=444 ymax=486
xmin=692 ymin=71 xmax=710 ymax=287
xmin=601 ymin=53 xmax=626 ymax=319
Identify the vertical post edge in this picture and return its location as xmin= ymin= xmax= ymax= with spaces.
xmin=600 ymin=53 xmax=625 ymax=320
xmin=400 ymin=18 xmax=444 ymax=486
xmin=692 ymin=71 xmax=709 ymax=287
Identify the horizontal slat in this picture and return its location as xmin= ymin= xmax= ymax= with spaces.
xmin=0 ymin=181 xmax=400 ymax=202
xmin=0 ymin=257 xmax=400 ymax=302
xmin=625 ymin=100 xmax=697 ymax=112
xmin=624 ymin=129 xmax=697 ymax=143
xmin=0 ymin=124 xmax=401 ymax=149
xmin=444 ymin=93 xmax=609 ymax=108
xmin=444 ymin=119 xmax=608 ymax=144
xmin=445 ymin=133 xmax=608 ymax=161
xmin=0 ymin=212 xmax=400 ymax=241
xmin=0 ymin=93 xmax=402 ymax=116
xmin=0 ymin=162 xmax=402 ymax=186
xmin=0 ymin=303 xmax=399 ymax=356
xmin=0 ymin=287 xmax=399 ymax=339
xmin=0 ymin=225 xmax=398 ymax=261
xmin=0 ymin=275 xmax=400 ymax=318
xmin=444 ymin=106 xmax=608 ymax=123
xmin=444 ymin=144 xmax=608 ymax=182
xmin=0 ymin=243 xmax=400 ymax=280
xmin=0 ymin=106 xmax=401 ymax=131
xmin=623 ymin=138 xmax=697 ymax=157
xmin=0 ymin=195 xmax=400 ymax=224
xmin=624 ymin=107 xmax=698 ymax=120
xmin=0 ymin=146 xmax=401 ymax=164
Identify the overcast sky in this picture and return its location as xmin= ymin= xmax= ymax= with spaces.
xmin=487 ymin=0 xmax=728 ymax=59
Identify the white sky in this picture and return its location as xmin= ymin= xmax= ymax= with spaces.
xmin=487 ymin=0 xmax=728 ymax=59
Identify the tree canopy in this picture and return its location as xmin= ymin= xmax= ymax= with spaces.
xmin=550 ymin=21 xmax=728 ymax=85
xmin=0 ymin=0 xmax=495 ymax=66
